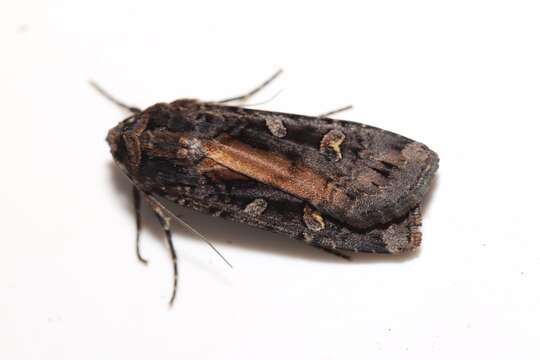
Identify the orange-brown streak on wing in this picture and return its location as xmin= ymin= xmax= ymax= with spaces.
xmin=197 ymin=158 xmax=250 ymax=181
xmin=203 ymin=135 xmax=331 ymax=204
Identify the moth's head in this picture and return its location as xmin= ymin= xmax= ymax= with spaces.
xmin=106 ymin=115 xmax=137 ymax=171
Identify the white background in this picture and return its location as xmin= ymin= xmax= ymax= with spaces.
xmin=1 ymin=1 xmax=539 ymax=359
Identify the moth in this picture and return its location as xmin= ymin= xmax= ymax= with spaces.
xmin=93 ymin=70 xmax=439 ymax=304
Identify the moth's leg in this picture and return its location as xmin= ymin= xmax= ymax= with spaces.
xmin=132 ymin=187 xmax=148 ymax=264
xmin=143 ymin=194 xmax=179 ymax=306
xmin=314 ymin=246 xmax=351 ymax=261
xmin=318 ymin=105 xmax=353 ymax=118
xmin=217 ymin=69 xmax=283 ymax=104
xmin=89 ymin=81 xmax=142 ymax=114
xmin=145 ymin=194 xmax=233 ymax=269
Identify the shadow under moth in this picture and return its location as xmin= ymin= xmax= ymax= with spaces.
xmin=93 ymin=70 xmax=439 ymax=305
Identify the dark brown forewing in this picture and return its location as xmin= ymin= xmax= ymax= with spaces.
xmin=198 ymin=104 xmax=438 ymax=230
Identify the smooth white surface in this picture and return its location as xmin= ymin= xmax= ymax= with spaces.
xmin=1 ymin=1 xmax=539 ymax=359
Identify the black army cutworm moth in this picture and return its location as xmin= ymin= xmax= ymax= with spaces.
xmin=92 ymin=70 xmax=439 ymax=305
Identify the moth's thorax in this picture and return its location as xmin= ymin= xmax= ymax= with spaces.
xmin=107 ymin=99 xmax=213 ymax=172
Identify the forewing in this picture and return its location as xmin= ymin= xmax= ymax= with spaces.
xmin=198 ymin=104 xmax=438 ymax=229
